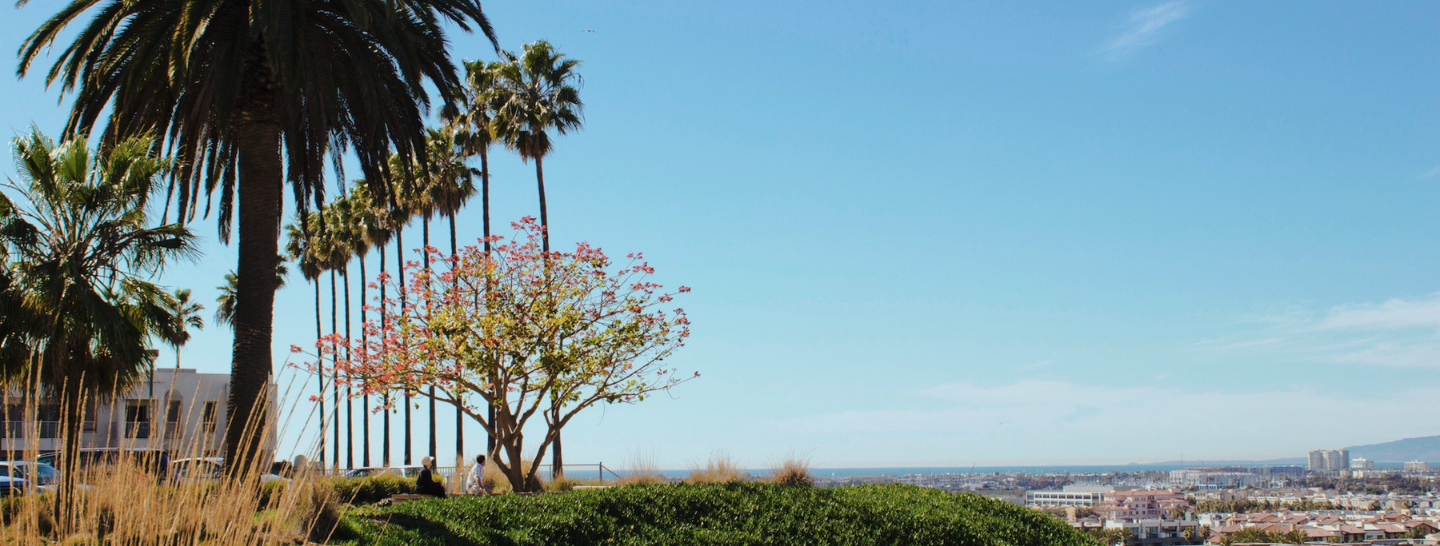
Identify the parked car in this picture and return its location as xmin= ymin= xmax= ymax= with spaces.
xmin=0 ymin=475 xmax=27 ymax=496
xmin=169 ymin=458 xmax=289 ymax=484
xmin=36 ymin=448 xmax=169 ymax=480
xmin=345 ymin=466 xmax=422 ymax=479
xmin=0 ymin=461 xmax=58 ymax=494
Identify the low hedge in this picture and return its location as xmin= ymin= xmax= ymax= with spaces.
xmin=337 ymin=483 xmax=1095 ymax=545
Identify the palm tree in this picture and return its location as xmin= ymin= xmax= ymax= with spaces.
xmin=489 ymin=42 xmax=583 ymax=476
xmin=385 ymin=154 xmax=423 ymax=466
xmin=161 ymin=289 xmax=205 ymax=371
xmin=285 ymin=218 xmax=328 ymax=467
xmin=0 ymin=130 xmax=195 ymax=476
xmin=150 ymin=288 xmax=204 ymax=418
xmin=456 ymin=59 xmax=501 ymax=457
xmin=424 ymin=126 xmax=478 ymax=460
xmin=348 ymin=183 xmax=385 ymax=468
xmin=356 ymin=181 xmax=401 ymax=467
xmin=315 ymin=209 xmax=348 ymax=470
xmin=324 ymin=199 xmax=360 ymax=470
xmin=489 ymin=42 xmax=584 ymax=255
xmin=20 ymin=0 xmax=499 ymax=470
xmin=213 ymin=262 xmax=288 ymax=328
xmin=411 ymin=162 xmax=439 ymax=462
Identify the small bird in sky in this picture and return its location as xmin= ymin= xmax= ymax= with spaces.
xmin=586 ymin=29 xmax=596 ymax=33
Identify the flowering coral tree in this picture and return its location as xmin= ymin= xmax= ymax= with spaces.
xmin=300 ymin=218 xmax=694 ymax=491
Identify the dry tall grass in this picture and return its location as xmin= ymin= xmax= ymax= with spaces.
xmin=483 ymin=459 xmax=544 ymax=494
xmin=768 ymin=451 xmax=812 ymax=487
xmin=617 ymin=451 xmax=665 ymax=485
xmin=685 ymin=452 xmax=746 ymax=485
xmin=0 ymin=376 xmax=344 ymax=545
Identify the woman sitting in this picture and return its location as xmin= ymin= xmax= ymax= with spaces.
xmin=414 ymin=456 xmax=447 ymax=497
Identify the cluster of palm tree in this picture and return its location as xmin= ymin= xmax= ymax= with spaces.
xmin=0 ymin=131 xmax=198 ymax=460
xmin=16 ymin=0 xmax=591 ymax=467
xmin=18 ymin=0 xmax=500 ymax=470
xmin=278 ymin=40 xmax=584 ymax=471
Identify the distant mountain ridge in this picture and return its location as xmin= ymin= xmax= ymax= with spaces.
xmin=1347 ymin=435 xmax=1440 ymax=463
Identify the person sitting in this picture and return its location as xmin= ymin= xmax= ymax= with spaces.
xmin=465 ymin=454 xmax=491 ymax=495
xmin=414 ymin=456 xmax=447 ymax=497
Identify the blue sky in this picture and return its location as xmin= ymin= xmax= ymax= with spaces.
xmin=3 ymin=1 xmax=1440 ymax=468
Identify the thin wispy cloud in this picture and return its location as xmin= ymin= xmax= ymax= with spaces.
xmin=1421 ymin=165 xmax=1440 ymax=179
xmin=1203 ymin=293 xmax=1440 ymax=368
xmin=1101 ymin=1 xmax=1191 ymax=61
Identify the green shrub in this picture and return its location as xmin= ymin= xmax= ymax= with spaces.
xmin=329 ymin=475 xmax=416 ymax=505
xmin=336 ymin=483 xmax=1094 ymax=546
xmin=257 ymin=479 xmax=288 ymax=507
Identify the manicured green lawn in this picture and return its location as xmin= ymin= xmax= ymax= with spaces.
xmin=335 ymin=483 xmax=1094 ymax=546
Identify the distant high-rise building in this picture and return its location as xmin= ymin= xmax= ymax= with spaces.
xmin=1352 ymin=457 xmax=1374 ymax=470
xmin=1403 ymin=460 xmax=1429 ymax=473
xmin=1308 ymin=449 xmax=1349 ymax=471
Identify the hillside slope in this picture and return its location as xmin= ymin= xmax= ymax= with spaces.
xmin=338 ymin=483 xmax=1093 ymax=546
xmin=1348 ymin=435 xmax=1440 ymax=463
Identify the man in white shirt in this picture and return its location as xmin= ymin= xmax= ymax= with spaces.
xmin=466 ymin=454 xmax=491 ymax=495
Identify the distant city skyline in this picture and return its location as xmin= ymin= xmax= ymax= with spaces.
xmin=2 ymin=0 xmax=1439 ymax=468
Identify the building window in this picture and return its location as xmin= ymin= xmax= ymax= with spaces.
xmin=2 ymin=403 xmax=21 ymax=439
xmin=202 ymin=402 xmax=217 ymax=435
xmin=164 ymin=400 xmax=181 ymax=438
xmin=37 ymin=404 xmax=60 ymax=438
xmin=83 ymin=399 xmax=97 ymax=433
xmin=125 ymin=400 xmax=151 ymax=439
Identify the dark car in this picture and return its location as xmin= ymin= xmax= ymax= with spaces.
xmin=0 ymin=462 xmax=58 ymax=494
xmin=37 ymin=448 xmax=169 ymax=480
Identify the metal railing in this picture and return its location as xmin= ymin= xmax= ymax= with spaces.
xmin=316 ymin=462 xmax=628 ymax=484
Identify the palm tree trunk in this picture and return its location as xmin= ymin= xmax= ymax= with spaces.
xmin=535 ymin=155 xmax=562 ymax=479
xmin=226 ymin=107 xmax=283 ymax=475
xmin=359 ymin=255 xmax=371 ymax=468
xmin=449 ymin=213 xmax=463 ymax=460
xmin=481 ymin=148 xmax=495 ymax=459
xmin=423 ymin=217 xmax=436 ymax=459
xmin=343 ymin=266 xmax=354 ymax=470
xmin=314 ymin=279 xmax=326 ymax=468
xmin=397 ymin=228 xmax=411 ymax=466
xmin=330 ymin=269 xmax=340 ymax=470
xmin=536 ymin=156 xmax=549 ymax=254
xmin=379 ymin=243 xmax=390 ymax=468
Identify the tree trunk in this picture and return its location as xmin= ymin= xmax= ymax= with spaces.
xmin=343 ymin=266 xmax=353 ymax=470
xmin=450 ymin=213 xmax=462 ymax=460
xmin=536 ymin=156 xmax=548 ymax=254
xmin=314 ymin=280 xmax=325 ymax=468
xmin=423 ymin=217 xmax=436 ymax=459
xmin=225 ymin=104 xmax=283 ymax=475
xmin=397 ymin=228 xmax=411 ymax=466
xmin=379 ymin=243 xmax=390 ymax=467
xmin=330 ymin=269 xmax=339 ymax=470
xmin=535 ymin=155 xmax=562 ymax=479
xmin=481 ymin=148 xmax=495 ymax=459
xmin=359 ymin=256 xmax=370 ymax=468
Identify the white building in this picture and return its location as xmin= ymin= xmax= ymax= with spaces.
xmin=1 ymin=368 xmax=270 ymax=457
xmin=1309 ymin=449 xmax=1350 ymax=471
xmin=1405 ymin=461 xmax=1431 ymax=473
xmin=1026 ymin=485 xmax=1116 ymax=508
xmin=1352 ymin=457 xmax=1374 ymax=470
